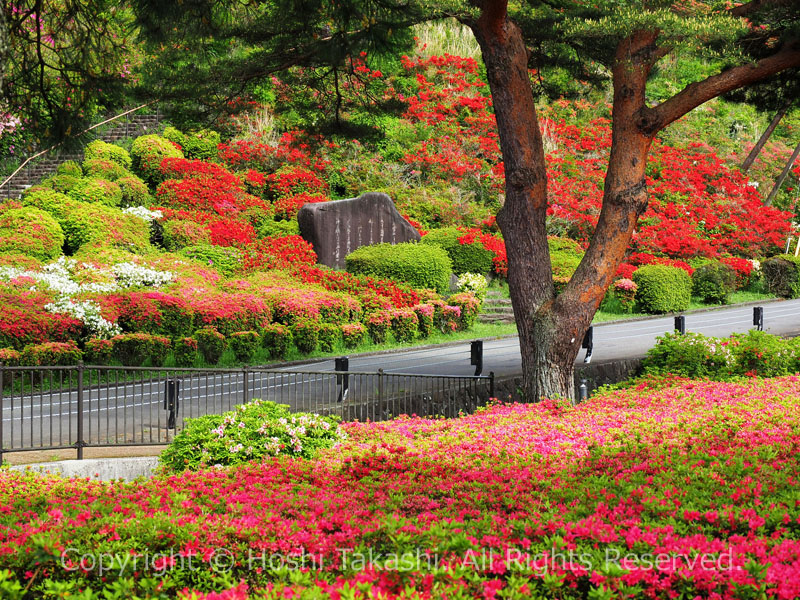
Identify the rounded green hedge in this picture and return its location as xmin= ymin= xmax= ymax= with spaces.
xmin=346 ymin=242 xmax=453 ymax=293
xmin=21 ymin=187 xmax=74 ymax=221
xmin=420 ymin=227 xmax=493 ymax=275
xmin=56 ymin=160 xmax=83 ymax=177
xmin=131 ymin=134 xmax=184 ymax=184
xmin=117 ymin=174 xmax=152 ymax=207
xmin=0 ymin=207 xmax=65 ymax=260
xmin=692 ymin=261 xmax=736 ymax=304
xmin=762 ymin=255 xmax=800 ymax=299
xmin=633 ymin=264 xmax=692 ymax=314
xmin=68 ymin=177 xmax=123 ymax=207
xmin=84 ymin=139 xmax=132 ymax=169
xmin=41 ymin=173 xmax=81 ymax=193
xmin=163 ymin=126 xmax=221 ymax=161
xmin=61 ymin=202 xmax=150 ymax=253
xmin=82 ymin=158 xmax=130 ymax=181
xmin=180 ymin=244 xmax=241 ymax=276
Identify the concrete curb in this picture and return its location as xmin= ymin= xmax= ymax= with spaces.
xmin=9 ymin=456 xmax=159 ymax=481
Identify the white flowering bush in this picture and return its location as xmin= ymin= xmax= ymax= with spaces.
xmin=44 ymin=298 xmax=121 ymax=339
xmin=159 ymin=399 xmax=346 ymax=472
xmin=456 ymin=272 xmax=488 ymax=300
xmin=122 ymin=206 xmax=163 ymax=221
xmin=111 ymin=262 xmax=174 ymax=288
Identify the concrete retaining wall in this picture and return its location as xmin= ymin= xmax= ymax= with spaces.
xmin=9 ymin=456 xmax=159 ymax=481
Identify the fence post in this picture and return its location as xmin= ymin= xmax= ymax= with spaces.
xmin=489 ymin=371 xmax=495 ymax=399
xmin=76 ymin=362 xmax=85 ymax=460
xmin=243 ymin=366 xmax=250 ymax=404
xmin=0 ymin=364 xmax=4 ymax=465
xmin=377 ymin=369 xmax=384 ymax=421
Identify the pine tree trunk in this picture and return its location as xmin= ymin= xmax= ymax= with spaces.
xmin=742 ymin=102 xmax=791 ymax=174
xmin=765 ymin=140 xmax=800 ymax=206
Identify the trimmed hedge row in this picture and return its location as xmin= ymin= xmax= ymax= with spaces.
xmin=633 ymin=264 xmax=692 ymax=313
xmin=346 ymin=242 xmax=452 ymax=294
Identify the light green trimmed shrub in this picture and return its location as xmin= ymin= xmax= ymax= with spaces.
xmin=341 ymin=323 xmax=365 ymax=348
xmin=131 ymin=134 xmax=184 ymax=184
xmin=346 ymin=242 xmax=452 ymax=294
xmin=20 ymin=341 xmax=82 ymax=366
xmin=68 ymin=177 xmax=123 ymax=207
xmin=41 ymin=174 xmax=80 ymax=193
xmin=549 ymin=236 xmax=584 ymax=291
xmin=21 ymin=187 xmax=74 ymax=220
xmin=163 ymin=220 xmax=212 ymax=251
xmin=0 ymin=348 xmax=21 ymax=366
xmin=82 ymin=158 xmax=129 ymax=181
xmin=292 ymin=320 xmax=320 ymax=354
xmin=633 ymin=264 xmax=692 ymax=314
xmin=317 ymin=323 xmax=340 ymax=353
xmin=163 ymin=126 xmax=221 ymax=161
xmin=179 ymin=244 xmax=241 ymax=275
xmin=0 ymin=207 xmax=65 ymax=260
xmin=112 ymin=333 xmax=170 ymax=367
xmin=84 ymin=338 xmax=114 ymax=365
xmin=448 ymin=291 xmax=481 ymax=330
xmin=762 ymin=255 xmax=800 ymax=299
xmin=366 ymin=310 xmax=391 ymax=344
xmin=229 ymin=331 xmax=261 ymax=362
xmin=692 ymin=261 xmax=736 ymax=304
xmin=390 ymin=308 xmax=419 ymax=343
xmin=56 ymin=160 xmax=83 ymax=177
xmin=174 ymin=337 xmax=199 ymax=367
xmin=262 ymin=323 xmax=292 ymax=359
xmin=84 ymin=139 xmax=132 ymax=169
xmin=421 ymin=227 xmax=493 ymax=275
xmin=159 ymin=400 xmax=344 ymax=472
xmin=195 ymin=327 xmax=226 ymax=365
xmin=61 ymin=202 xmax=151 ymax=254
xmin=117 ymin=174 xmax=152 ymax=207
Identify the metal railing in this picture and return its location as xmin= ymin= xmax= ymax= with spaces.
xmin=0 ymin=364 xmax=494 ymax=461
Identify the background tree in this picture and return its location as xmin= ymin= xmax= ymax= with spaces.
xmin=1 ymin=0 xmax=133 ymax=149
xmin=133 ymin=0 xmax=800 ymax=400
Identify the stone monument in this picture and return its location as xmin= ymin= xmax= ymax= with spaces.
xmin=297 ymin=192 xmax=421 ymax=269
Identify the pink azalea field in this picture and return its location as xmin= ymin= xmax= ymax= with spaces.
xmin=3 ymin=377 xmax=800 ymax=599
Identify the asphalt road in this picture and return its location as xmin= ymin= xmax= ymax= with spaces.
xmin=2 ymin=298 xmax=799 ymax=453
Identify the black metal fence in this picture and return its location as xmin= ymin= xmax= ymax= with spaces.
xmin=0 ymin=364 xmax=494 ymax=461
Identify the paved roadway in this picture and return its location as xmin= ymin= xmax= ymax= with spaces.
xmin=2 ymin=299 xmax=799 ymax=453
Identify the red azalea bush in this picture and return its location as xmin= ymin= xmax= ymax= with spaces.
xmin=0 ymin=347 xmax=21 ymax=365
xmin=341 ymin=322 xmax=366 ymax=348
xmin=261 ymin=323 xmax=292 ymax=359
xmin=20 ymin=340 xmax=82 ymax=366
xmin=195 ymin=327 xmax=226 ymax=365
xmin=84 ymin=338 xmax=114 ymax=364
xmin=174 ymin=336 xmax=199 ymax=367
xmin=366 ymin=310 xmax=392 ymax=344
xmin=112 ymin=333 xmax=171 ymax=367
xmin=389 ymin=307 xmax=419 ymax=343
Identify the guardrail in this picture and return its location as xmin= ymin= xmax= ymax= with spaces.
xmin=0 ymin=364 xmax=495 ymax=461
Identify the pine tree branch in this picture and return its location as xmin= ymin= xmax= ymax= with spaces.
xmin=643 ymin=39 xmax=800 ymax=134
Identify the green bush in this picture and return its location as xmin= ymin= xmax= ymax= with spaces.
xmin=84 ymin=139 xmax=132 ymax=169
xmin=292 ymin=320 xmax=320 ymax=354
xmin=390 ymin=308 xmax=419 ymax=343
xmin=84 ymin=338 xmax=114 ymax=364
xmin=41 ymin=173 xmax=80 ymax=193
xmin=159 ymin=399 xmax=344 ymax=472
xmin=61 ymin=202 xmax=151 ymax=254
xmin=56 ymin=160 xmax=83 ymax=177
xmin=180 ymin=245 xmax=241 ymax=276
xmin=163 ymin=220 xmax=212 ymax=251
xmin=318 ymin=323 xmax=340 ymax=352
xmin=413 ymin=304 xmax=435 ymax=338
xmin=762 ymin=255 xmax=800 ymax=299
xmin=262 ymin=323 xmax=292 ymax=359
xmin=0 ymin=207 xmax=65 ymax=260
xmin=229 ymin=331 xmax=261 ymax=362
xmin=341 ymin=323 xmax=365 ymax=348
xmin=692 ymin=261 xmax=736 ymax=304
xmin=112 ymin=333 xmax=171 ymax=367
xmin=366 ymin=310 xmax=391 ymax=344
xmin=20 ymin=341 xmax=82 ymax=366
xmin=730 ymin=330 xmax=793 ymax=377
xmin=82 ymin=158 xmax=130 ymax=181
xmin=633 ymin=264 xmax=692 ymax=314
xmin=346 ymin=242 xmax=452 ymax=294
xmin=68 ymin=177 xmax=123 ymax=207
xmin=174 ymin=337 xmax=198 ymax=367
xmin=642 ymin=332 xmax=735 ymax=379
xmin=549 ymin=236 xmax=584 ymax=285
xmin=117 ymin=174 xmax=152 ymax=207
xmin=421 ymin=227 xmax=493 ymax=275
xmin=0 ymin=348 xmax=21 ymax=366
xmin=195 ymin=327 xmax=226 ymax=365
xmin=448 ymin=291 xmax=481 ymax=330
xmin=131 ymin=134 xmax=184 ymax=184
xmin=258 ymin=218 xmax=299 ymax=238
xmin=21 ymin=187 xmax=73 ymax=220
xmin=163 ymin=126 xmax=221 ymax=161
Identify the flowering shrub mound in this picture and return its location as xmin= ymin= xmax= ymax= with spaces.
xmin=2 ymin=378 xmax=800 ymax=597
xmin=159 ymin=399 xmax=345 ymax=472
xmin=0 ymin=206 xmax=65 ymax=261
